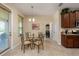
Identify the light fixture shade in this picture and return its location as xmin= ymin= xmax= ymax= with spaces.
xmin=29 ymin=18 xmax=31 ymax=22
xmin=33 ymin=18 xmax=35 ymax=22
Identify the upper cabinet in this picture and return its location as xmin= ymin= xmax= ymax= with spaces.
xmin=70 ymin=12 xmax=76 ymax=28
xmin=75 ymin=11 xmax=79 ymax=19
xmin=61 ymin=8 xmax=79 ymax=28
xmin=61 ymin=13 xmax=70 ymax=28
xmin=61 ymin=12 xmax=76 ymax=28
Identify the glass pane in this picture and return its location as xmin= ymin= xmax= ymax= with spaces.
xmin=18 ymin=16 xmax=23 ymax=34
xmin=0 ymin=7 xmax=9 ymax=54
xmin=0 ymin=20 xmax=9 ymax=53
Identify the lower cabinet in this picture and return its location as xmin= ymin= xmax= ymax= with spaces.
xmin=61 ymin=35 xmax=65 ymax=46
xmin=61 ymin=35 xmax=79 ymax=48
xmin=73 ymin=36 xmax=79 ymax=48
xmin=67 ymin=38 xmax=73 ymax=48
xmin=74 ymin=39 xmax=79 ymax=48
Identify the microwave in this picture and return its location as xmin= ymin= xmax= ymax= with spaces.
xmin=76 ymin=20 xmax=79 ymax=27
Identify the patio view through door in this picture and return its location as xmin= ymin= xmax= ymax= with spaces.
xmin=0 ymin=7 xmax=10 ymax=54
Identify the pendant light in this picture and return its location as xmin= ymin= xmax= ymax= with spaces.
xmin=29 ymin=6 xmax=35 ymax=22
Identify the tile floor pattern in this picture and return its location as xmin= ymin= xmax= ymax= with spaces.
xmin=2 ymin=39 xmax=79 ymax=56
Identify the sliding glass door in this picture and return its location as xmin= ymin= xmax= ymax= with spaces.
xmin=0 ymin=7 xmax=10 ymax=54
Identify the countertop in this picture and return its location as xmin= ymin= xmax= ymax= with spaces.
xmin=61 ymin=33 xmax=79 ymax=35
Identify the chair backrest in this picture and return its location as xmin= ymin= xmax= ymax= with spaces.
xmin=26 ymin=32 xmax=29 ymax=37
xmin=38 ymin=32 xmax=43 ymax=37
xmin=25 ymin=32 xmax=30 ymax=40
xmin=20 ymin=34 xmax=24 ymax=44
xmin=38 ymin=32 xmax=44 ymax=42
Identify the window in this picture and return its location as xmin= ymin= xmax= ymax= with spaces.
xmin=0 ymin=21 xmax=5 ymax=32
xmin=18 ymin=16 xmax=23 ymax=35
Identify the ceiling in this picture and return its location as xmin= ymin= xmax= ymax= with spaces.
xmin=60 ymin=3 xmax=79 ymax=9
xmin=5 ymin=3 xmax=79 ymax=16
xmin=5 ymin=3 xmax=59 ymax=16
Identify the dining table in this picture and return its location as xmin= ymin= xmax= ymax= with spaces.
xmin=26 ymin=35 xmax=40 ymax=49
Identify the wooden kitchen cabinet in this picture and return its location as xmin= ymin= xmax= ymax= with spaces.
xmin=74 ymin=39 xmax=79 ymax=48
xmin=61 ymin=35 xmax=67 ymax=47
xmin=73 ymin=36 xmax=79 ymax=48
xmin=61 ymin=35 xmax=79 ymax=48
xmin=61 ymin=12 xmax=76 ymax=28
xmin=61 ymin=13 xmax=70 ymax=28
xmin=75 ymin=11 xmax=79 ymax=20
xmin=70 ymin=12 xmax=76 ymax=28
xmin=66 ymin=36 xmax=74 ymax=48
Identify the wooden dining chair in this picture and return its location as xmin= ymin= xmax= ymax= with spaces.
xmin=33 ymin=33 xmax=44 ymax=53
xmin=38 ymin=33 xmax=44 ymax=50
xmin=25 ymin=32 xmax=31 ymax=40
xmin=20 ymin=34 xmax=32 ymax=53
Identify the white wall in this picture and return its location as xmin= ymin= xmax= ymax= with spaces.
xmin=2 ymin=4 xmax=24 ymax=49
xmin=53 ymin=8 xmax=61 ymax=45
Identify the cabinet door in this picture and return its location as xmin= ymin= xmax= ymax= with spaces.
xmin=61 ymin=15 xmax=64 ymax=28
xmin=61 ymin=35 xmax=67 ymax=47
xmin=61 ymin=13 xmax=70 ymax=28
xmin=76 ymin=11 xmax=79 ymax=19
xmin=74 ymin=39 xmax=79 ymax=48
xmin=70 ymin=12 xmax=76 ymax=28
xmin=61 ymin=35 xmax=65 ymax=46
xmin=73 ymin=36 xmax=79 ymax=48
xmin=61 ymin=35 xmax=64 ymax=46
xmin=67 ymin=36 xmax=74 ymax=48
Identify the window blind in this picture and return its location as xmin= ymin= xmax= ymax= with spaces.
xmin=0 ymin=7 xmax=9 ymax=20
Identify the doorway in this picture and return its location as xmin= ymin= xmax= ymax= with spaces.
xmin=45 ymin=24 xmax=50 ymax=38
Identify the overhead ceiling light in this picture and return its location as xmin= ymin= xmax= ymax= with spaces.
xmin=29 ymin=18 xmax=31 ymax=22
xmin=33 ymin=18 xmax=35 ymax=22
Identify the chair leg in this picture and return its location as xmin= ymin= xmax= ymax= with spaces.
xmin=23 ymin=46 xmax=25 ymax=53
xmin=42 ymin=43 xmax=44 ymax=50
xmin=32 ymin=44 xmax=35 ymax=49
xmin=30 ymin=44 xmax=32 ymax=49
xmin=38 ymin=45 xmax=40 ymax=53
xmin=21 ymin=45 xmax=22 ymax=50
xmin=21 ymin=44 xmax=23 ymax=51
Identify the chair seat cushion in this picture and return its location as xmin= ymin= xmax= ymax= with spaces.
xmin=24 ymin=41 xmax=31 ymax=44
xmin=34 ymin=41 xmax=41 ymax=45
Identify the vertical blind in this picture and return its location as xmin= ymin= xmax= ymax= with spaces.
xmin=0 ymin=7 xmax=9 ymax=20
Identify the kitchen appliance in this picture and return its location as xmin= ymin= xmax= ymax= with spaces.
xmin=72 ymin=30 xmax=79 ymax=34
xmin=76 ymin=30 xmax=79 ymax=34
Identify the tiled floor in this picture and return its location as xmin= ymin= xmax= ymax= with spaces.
xmin=2 ymin=39 xmax=79 ymax=56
